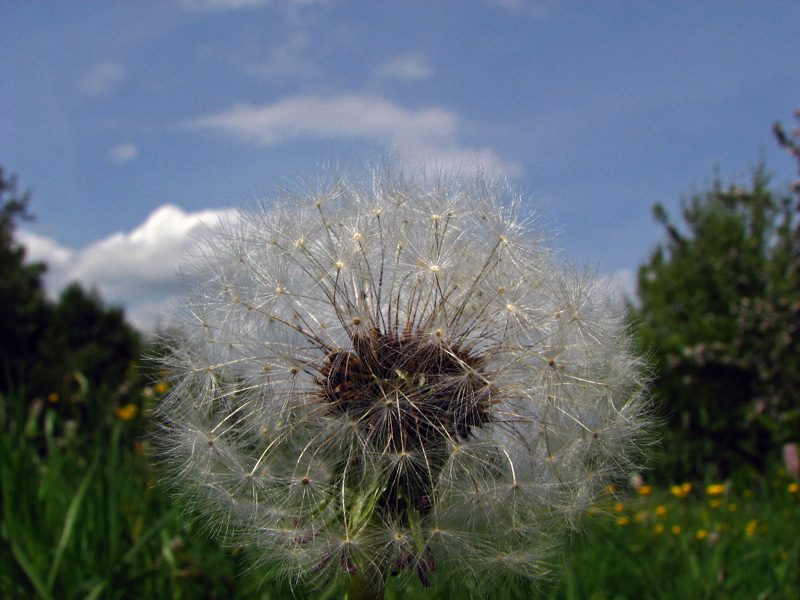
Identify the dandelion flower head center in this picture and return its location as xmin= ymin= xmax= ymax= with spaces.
xmin=318 ymin=325 xmax=493 ymax=446
xmin=316 ymin=323 xmax=494 ymax=517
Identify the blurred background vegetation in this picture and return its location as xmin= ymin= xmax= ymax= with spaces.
xmin=634 ymin=115 xmax=800 ymax=482
xmin=1 ymin=112 xmax=798 ymax=598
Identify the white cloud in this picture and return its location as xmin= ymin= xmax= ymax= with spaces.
xmin=374 ymin=53 xmax=434 ymax=82
xmin=17 ymin=205 xmax=235 ymax=333
xmin=16 ymin=230 xmax=74 ymax=271
xmin=186 ymin=94 xmax=519 ymax=174
xmin=189 ymin=94 xmax=453 ymax=145
xmin=80 ymin=61 xmax=125 ymax=97
xmin=607 ymin=268 xmax=638 ymax=304
xmin=109 ymin=143 xmax=138 ymax=164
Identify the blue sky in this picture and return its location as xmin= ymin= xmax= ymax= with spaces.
xmin=2 ymin=1 xmax=799 ymax=331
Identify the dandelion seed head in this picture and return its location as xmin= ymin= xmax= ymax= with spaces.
xmin=153 ymin=164 xmax=652 ymax=594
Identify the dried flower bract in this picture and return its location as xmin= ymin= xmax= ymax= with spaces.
xmin=153 ymin=165 xmax=651 ymax=595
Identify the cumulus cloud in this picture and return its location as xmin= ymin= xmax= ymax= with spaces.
xmin=186 ymin=94 xmax=519 ymax=174
xmin=16 ymin=231 xmax=74 ymax=272
xmin=80 ymin=61 xmax=125 ymax=97
xmin=373 ymin=53 xmax=434 ymax=82
xmin=109 ymin=143 xmax=138 ymax=164
xmin=17 ymin=205 xmax=235 ymax=333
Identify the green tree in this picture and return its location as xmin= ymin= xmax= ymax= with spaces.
xmin=636 ymin=121 xmax=800 ymax=480
xmin=0 ymin=167 xmax=52 ymax=395
xmin=49 ymin=282 xmax=141 ymax=397
xmin=0 ymin=167 xmax=141 ymax=415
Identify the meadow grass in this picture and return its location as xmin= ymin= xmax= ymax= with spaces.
xmin=0 ymin=393 xmax=294 ymax=600
xmin=1 ymin=392 xmax=798 ymax=599
xmin=547 ymin=474 xmax=799 ymax=600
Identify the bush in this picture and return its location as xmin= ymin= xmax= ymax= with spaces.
xmin=634 ymin=115 xmax=800 ymax=480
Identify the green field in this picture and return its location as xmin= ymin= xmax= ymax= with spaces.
xmin=1 ymin=392 xmax=798 ymax=600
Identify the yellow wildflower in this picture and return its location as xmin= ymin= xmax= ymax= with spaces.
xmin=154 ymin=382 xmax=170 ymax=394
xmin=637 ymin=485 xmax=653 ymax=496
xmin=605 ymin=484 xmax=618 ymax=494
xmin=670 ymin=482 xmax=692 ymax=498
xmin=616 ymin=516 xmax=630 ymax=526
xmin=696 ymin=529 xmax=707 ymax=540
xmin=614 ymin=502 xmax=625 ymax=513
xmin=709 ymin=499 xmax=722 ymax=509
xmin=705 ymin=484 xmax=725 ymax=496
xmin=654 ymin=524 xmax=664 ymax=535
xmin=655 ymin=505 xmax=667 ymax=517
xmin=745 ymin=519 xmax=757 ymax=536
xmin=671 ymin=525 xmax=681 ymax=535
xmin=788 ymin=483 xmax=799 ymax=494
xmin=116 ymin=403 xmax=138 ymax=421
xmin=47 ymin=393 xmax=59 ymax=403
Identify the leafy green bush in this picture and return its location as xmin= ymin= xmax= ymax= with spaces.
xmin=633 ymin=118 xmax=800 ymax=480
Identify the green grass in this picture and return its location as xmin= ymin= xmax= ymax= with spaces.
xmin=1 ymin=391 xmax=798 ymax=599
xmin=0 ymin=393 xmax=295 ymax=600
xmin=547 ymin=476 xmax=799 ymax=600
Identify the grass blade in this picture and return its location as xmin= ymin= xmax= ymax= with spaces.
xmin=120 ymin=507 xmax=177 ymax=565
xmin=83 ymin=581 xmax=108 ymax=600
xmin=45 ymin=450 xmax=100 ymax=593
xmin=8 ymin=540 xmax=55 ymax=600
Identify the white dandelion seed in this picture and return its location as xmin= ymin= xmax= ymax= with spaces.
xmin=152 ymin=165 xmax=652 ymax=599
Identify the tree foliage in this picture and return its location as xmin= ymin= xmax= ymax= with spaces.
xmin=0 ymin=167 xmax=51 ymax=394
xmin=0 ymin=167 xmax=141 ymax=411
xmin=636 ymin=115 xmax=800 ymax=480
